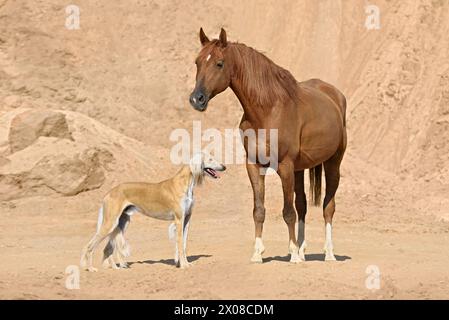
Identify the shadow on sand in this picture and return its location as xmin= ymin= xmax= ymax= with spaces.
xmin=128 ymin=254 xmax=212 ymax=267
xmin=264 ymin=254 xmax=351 ymax=263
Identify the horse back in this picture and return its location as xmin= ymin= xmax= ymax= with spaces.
xmin=299 ymin=79 xmax=346 ymax=127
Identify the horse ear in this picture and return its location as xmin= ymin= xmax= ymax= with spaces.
xmin=199 ymin=28 xmax=210 ymax=46
xmin=219 ymin=28 xmax=228 ymax=47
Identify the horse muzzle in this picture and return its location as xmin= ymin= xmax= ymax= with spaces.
xmin=189 ymin=90 xmax=209 ymax=112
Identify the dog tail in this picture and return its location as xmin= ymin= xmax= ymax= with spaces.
xmin=168 ymin=222 xmax=176 ymax=242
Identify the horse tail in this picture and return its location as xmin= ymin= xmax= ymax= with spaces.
xmin=309 ymin=164 xmax=322 ymax=207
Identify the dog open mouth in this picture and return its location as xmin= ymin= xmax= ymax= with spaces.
xmin=204 ymin=168 xmax=220 ymax=179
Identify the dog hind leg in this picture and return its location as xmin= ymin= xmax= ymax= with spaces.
xmin=102 ymin=232 xmax=120 ymax=270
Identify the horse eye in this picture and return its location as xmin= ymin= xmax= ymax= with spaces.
xmin=216 ymin=60 xmax=224 ymax=68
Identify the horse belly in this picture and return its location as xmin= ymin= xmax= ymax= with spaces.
xmin=295 ymin=115 xmax=343 ymax=169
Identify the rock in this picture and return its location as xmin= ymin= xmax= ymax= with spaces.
xmin=30 ymin=147 xmax=113 ymax=196
xmin=9 ymin=109 xmax=73 ymax=153
xmin=0 ymin=108 xmax=164 ymax=201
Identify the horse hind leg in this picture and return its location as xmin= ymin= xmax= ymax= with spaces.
xmin=322 ymin=156 xmax=342 ymax=261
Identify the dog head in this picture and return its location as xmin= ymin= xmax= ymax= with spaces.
xmin=190 ymin=152 xmax=226 ymax=185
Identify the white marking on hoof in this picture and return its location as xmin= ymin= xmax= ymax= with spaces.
xmin=289 ymin=240 xmax=303 ymax=263
xmin=179 ymin=262 xmax=192 ymax=269
xmin=325 ymin=253 xmax=337 ymax=261
xmin=298 ymin=240 xmax=307 ymax=261
xmin=251 ymin=253 xmax=263 ymax=263
xmin=86 ymin=267 xmax=98 ymax=272
xmin=324 ymin=223 xmax=336 ymax=261
xmin=251 ymin=237 xmax=265 ymax=263
xmin=290 ymin=251 xmax=302 ymax=263
xmin=297 ymin=220 xmax=306 ymax=261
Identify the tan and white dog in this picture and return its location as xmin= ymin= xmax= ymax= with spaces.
xmin=80 ymin=152 xmax=226 ymax=271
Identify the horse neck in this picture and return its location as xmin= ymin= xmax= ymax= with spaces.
xmin=228 ymin=43 xmax=297 ymax=124
xmin=228 ymin=46 xmax=272 ymax=123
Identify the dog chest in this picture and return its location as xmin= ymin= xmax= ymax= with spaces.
xmin=180 ymin=182 xmax=195 ymax=215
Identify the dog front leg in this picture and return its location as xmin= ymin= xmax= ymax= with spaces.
xmin=175 ymin=219 xmax=189 ymax=268
xmin=168 ymin=222 xmax=179 ymax=265
xmin=182 ymin=213 xmax=192 ymax=266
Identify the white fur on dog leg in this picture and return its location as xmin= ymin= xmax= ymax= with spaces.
xmin=102 ymin=259 xmax=110 ymax=269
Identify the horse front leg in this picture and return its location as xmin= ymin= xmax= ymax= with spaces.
xmin=246 ymin=162 xmax=266 ymax=263
xmin=278 ymin=160 xmax=300 ymax=263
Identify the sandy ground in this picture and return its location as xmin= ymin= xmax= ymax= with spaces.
xmin=1 ymin=166 xmax=448 ymax=299
xmin=1 ymin=0 xmax=449 ymax=299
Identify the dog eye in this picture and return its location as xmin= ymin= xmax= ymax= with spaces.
xmin=216 ymin=60 xmax=224 ymax=68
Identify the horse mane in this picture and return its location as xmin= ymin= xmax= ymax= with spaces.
xmin=228 ymin=42 xmax=299 ymax=107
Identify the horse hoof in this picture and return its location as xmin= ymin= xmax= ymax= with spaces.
xmin=250 ymin=254 xmax=263 ymax=264
xmin=87 ymin=267 xmax=98 ymax=272
xmin=290 ymin=253 xmax=304 ymax=264
xmin=325 ymin=254 xmax=337 ymax=261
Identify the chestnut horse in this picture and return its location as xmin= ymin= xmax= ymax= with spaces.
xmin=189 ymin=28 xmax=347 ymax=263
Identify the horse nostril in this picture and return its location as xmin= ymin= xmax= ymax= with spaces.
xmin=198 ymin=94 xmax=205 ymax=103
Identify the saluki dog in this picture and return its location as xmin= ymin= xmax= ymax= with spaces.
xmin=80 ymin=152 xmax=226 ymax=271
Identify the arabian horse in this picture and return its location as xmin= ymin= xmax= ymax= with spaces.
xmin=189 ymin=28 xmax=347 ymax=263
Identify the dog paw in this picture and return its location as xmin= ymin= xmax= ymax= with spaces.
xmin=111 ymin=263 xmax=120 ymax=270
